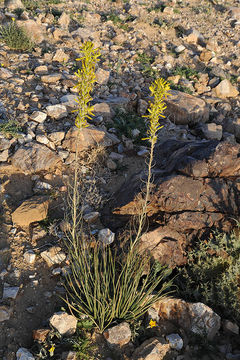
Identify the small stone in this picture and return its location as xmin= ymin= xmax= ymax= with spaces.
xmin=3 ymin=285 xmax=19 ymax=299
xmin=61 ymin=351 xmax=77 ymax=360
xmin=214 ymin=79 xmax=239 ymax=98
xmin=83 ymin=212 xmax=99 ymax=224
xmin=32 ymin=329 xmax=50 ymax=342
xmin=0 ymin=149 xmax=9 ymax=162
xmin=185 ymin=29 xmax=205 ymax=46
xmin=0 ymin=306 xmax=11 ymax=322
xmin=30 ymin=111 xmax=47 ymax=123
xmin=137 ymin=148 xmax=149 ymax=157
xmin=24 ymin=250 xmax=36 ymax=264
xmin=34 ymin=66 xmax=48 ymax=75
xmin=16 ymin=348 xmax=35 ymax=360
xmin=132 ymin=337 xmax=172 ymax=360
xmin=94 ymin=103 xmax=112 ymax=120
xmin=31 ymin=226 xmax=47 ymax=241
xmin=46 ymin=104 xmax=68 ymax=120
xmin=41 ymin=74 xmax=62 ymax=83
xmin=49 ymin=312 xmax=77 ymax=336
xmin=166 ymin=333 xmax=183 ymax=351
xmin=60 ymin=94 xmax=78 ymax=110
xmin=98 ymin=228 xmax=115 ymax=245
xmin=109 ymin=152 xmax=123 ymax=161
xmin=103 ymin=322 xmax=131 ymax=349
xmin=223 ymin=319 xmax=239 ymax=335
xmin=48 ymin=131 xmax=65 ymax=144
xmin=40 ymin=246 xmax=66 ymax=267
xmin=106 ymin=158 xmax=117 ymax=170
xmin=53 ymin=49 xmax=69 ymax=63
xmin=58 ymin=12 xmax=70 ymax=29
xmin=0 ymin=67 xmax=13 ymax=79
xmin=52 ymin=267 xmax=61 ymax=275
xmin=201 ymin=123 xmax=222 ymax=140
xmin=199 ymin=49 xmax=213 ymax=62
xmin=175 ymin=45 xmax=186 ymax=54
xmin=147 ymin=308 xmax=160 ymax=322
xmin=96 ymin=68 xmax=110 ymax=85
xmin=137 ymin=99 xmax=148 ymax=115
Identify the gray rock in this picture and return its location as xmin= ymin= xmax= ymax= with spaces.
xmin=49 ymin=312 xmax=77 ymax=336
xmin=40 ymin=246 xmax=66 ymax=267
xmin=16 ymin=348 xmax=35 ymax=360
xmin=0 ymin=306 xmax=11 ymax=322
xmin=60 ymin=94 xmax=78 ymax=110
xmin=24 ymin=250 xmax=36 ymax=264
xmin=46 ymin=104 xmax=68 ymax=120
xmin=103 ymin=322 xmax=131 ymax=349
xmin=201 ymin=123 xmax=222 ymax=140
xmin=3 ymin=285 xmax=19 ymax=299
xmin=29 ymin=111 xmax=47 ymax=123
xmin=98 ymin=228 xmax=115 ymax=245
xmin=166 ymin=333 xmax=183 ymax=351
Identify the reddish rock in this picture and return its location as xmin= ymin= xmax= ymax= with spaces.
xmin=32 ymin=329 xmax=50 ymax=342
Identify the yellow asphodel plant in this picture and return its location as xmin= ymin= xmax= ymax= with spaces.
xmin=70 ymin=41 xmax=100 ymax=242
xmin=73 ymin=41 xmax=101 ymax=130
xmin=134 ymin=78 xmax=171 ymax=244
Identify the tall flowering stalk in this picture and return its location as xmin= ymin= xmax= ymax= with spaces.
xmin=71 ymin=41 xmax=100 ymax=242
xmin=134 ymin=78 xmax=171 ymax=244
xmin=73 ymin=41 xmax=101 ymax=130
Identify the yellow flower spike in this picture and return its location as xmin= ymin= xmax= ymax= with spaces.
xmin=74 ymin=41 xmax=101 ymax=130
xmin=49 ymin=345 xmax=55 ymax=357
xmin=149 ymin=319 xmax=157 ymax=328
xmin=11 ymin=17 xmax=15 ymax=21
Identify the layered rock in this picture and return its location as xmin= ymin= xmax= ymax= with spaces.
xmin=103 ymin=140 xmax=240 ymax=266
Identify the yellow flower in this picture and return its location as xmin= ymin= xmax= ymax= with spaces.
xmin=11 ymin=17 xmax=15 ymax=22
xmin=49 ymin=345 xmax=55 ymax=357
xmin=149 ymin=319 xmax=157 ymax=328
xmin=1 ymin=63 xmax=4 ymax=67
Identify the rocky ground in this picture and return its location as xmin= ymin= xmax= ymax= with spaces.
xmin=0 ymin=0 xmax=240 ymax=359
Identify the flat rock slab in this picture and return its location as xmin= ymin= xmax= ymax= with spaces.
xmin=132 ymin=337 xmax=172 ymax=360
xmin=2 ymin=285 xmax=19 ymax=300
xmin=164 ymin=90 xmax=209 ymax=125
xmin=104 ymin=322 xmax=131 ymax=349
xmin=40 ymin=246 xmax=66 ymax=267
xmin=11 ymin=143 xmax=61 ymax=173
xmin=62 ymin=125 xmax=120 ymax=152
xmin=12 ymin=196 xmax=49 ymax=227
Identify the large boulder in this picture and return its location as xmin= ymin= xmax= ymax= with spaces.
xmin=11 ymin=143 xmax=61 ymax=174
xmin=103 ymin=140 xmax=240 ymax=266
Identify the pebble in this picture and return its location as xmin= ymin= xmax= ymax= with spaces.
xmin=166 ymin=333 xmax=184 ymax=351
xmin=98 ymin=228 xmax=115 ymax=245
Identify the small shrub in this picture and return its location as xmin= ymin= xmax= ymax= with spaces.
xmin=0 ymin=20 xmax=34 ymax=51
xmin=175 ymin=224 xmax=240 ymax=323
xmin=172 ymin=66 xmax=199 ymax=80
xmin=0 ymin=119 xmax=22 ymax=138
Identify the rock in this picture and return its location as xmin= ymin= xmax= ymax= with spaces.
xmin=95 ymin=68 xmax=110 ymax=84
xmin=175 ymin=45 xmax=186 ymax=54
xmin=0 ymin=67 xmax=13 ymax=79
xmin=29 ymin=111 xmax=47 ymax=123
xmin=60 ymin=94 xmax=78 ymax=110
xmin=61 ymin=351 xmax=77 ymax=360
xmin=49 ymin=312 xmax=77 ymax=336
xmin=213 ymin=79 xmax=239 ymax=98
xmin=199 ymin=49 xmax=213 ymax=62
xmin=103 ymin=140 xmax=240 ymax=264
xmin=40 ymin=246 xmax=66 ymax=267
xmin=166 ymin=333 xmax=183 ymax=351
xmin=132 ymin=337 xmax=172 ymax=360
xmin=58 ymin=12 xmax=70 ymax=29
xmin=106 ymin=158 xmax=117 ymax=170
xmin=16 ymin=348 xmax=35 ymax=360
xmin=0 ymin=149 xmax=9 ymax=162
xmin=0 ymin=136 xmax=12 ymax=151
xmin=229 ymin=7 xmax=240 ymax=21
xmin=24 ymin=250 xmax=36 ymax=264
xmin=152 ymin=298 xmax=220 ymax=340
xmin=164 ymin=90 xmax=209 ymax=125
xmin=32 ymin=329 xmax=50 ymax=342
xmin=189 ymin=302 xmax=221 ymax=340
xmin=41 ymin=73 xmax=62 ymax=83
xmin=16 ymin=19 xmax=44 ymax=43
xmin=222 ymin=320 xmax=239 ymax=335
xmin=3 ymin=285 xmax=19 ymax=299
xmin=62 ymin=126 xmax=120 ymax=153
xmin=34 ymin=65 xmax=48 ymax=75
xmin=98 ymin=228 xmax=115 ymax=245
xmin=103 ymin=322 xmax=131 ymax=349
xmin=139 ymin=227 xmax=186 ymax=267
xmin=12 ymin=196 xmax=49 ymax=227
xmin=146 ymin=308 xmax=160 ymax=322
xmin=201 ymin=123 xmax=222 ymax=140
xmin=83 ymin=211 xmax=99 ymax=224
xmin=48 ymin=131 xmax=65 ymax=144
xmin=0 ymin=306 xmax=11 ymax=322
xmin=46 ymin=104 xmax=68 ymax=120
xmin=94 ymin=103 xmax=112 ymax=120
xmin=11 ymin=143 xmax=61 ymax=173
xmin=4 ymin=0 xmax=24 ymax=9
xmin=53 ymin=49 xmax=70 ymax=63
xmin=31 ymin=225 xmax=47 ymax=241
xmin=185 ymin=28 xmax=205 ymax=46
